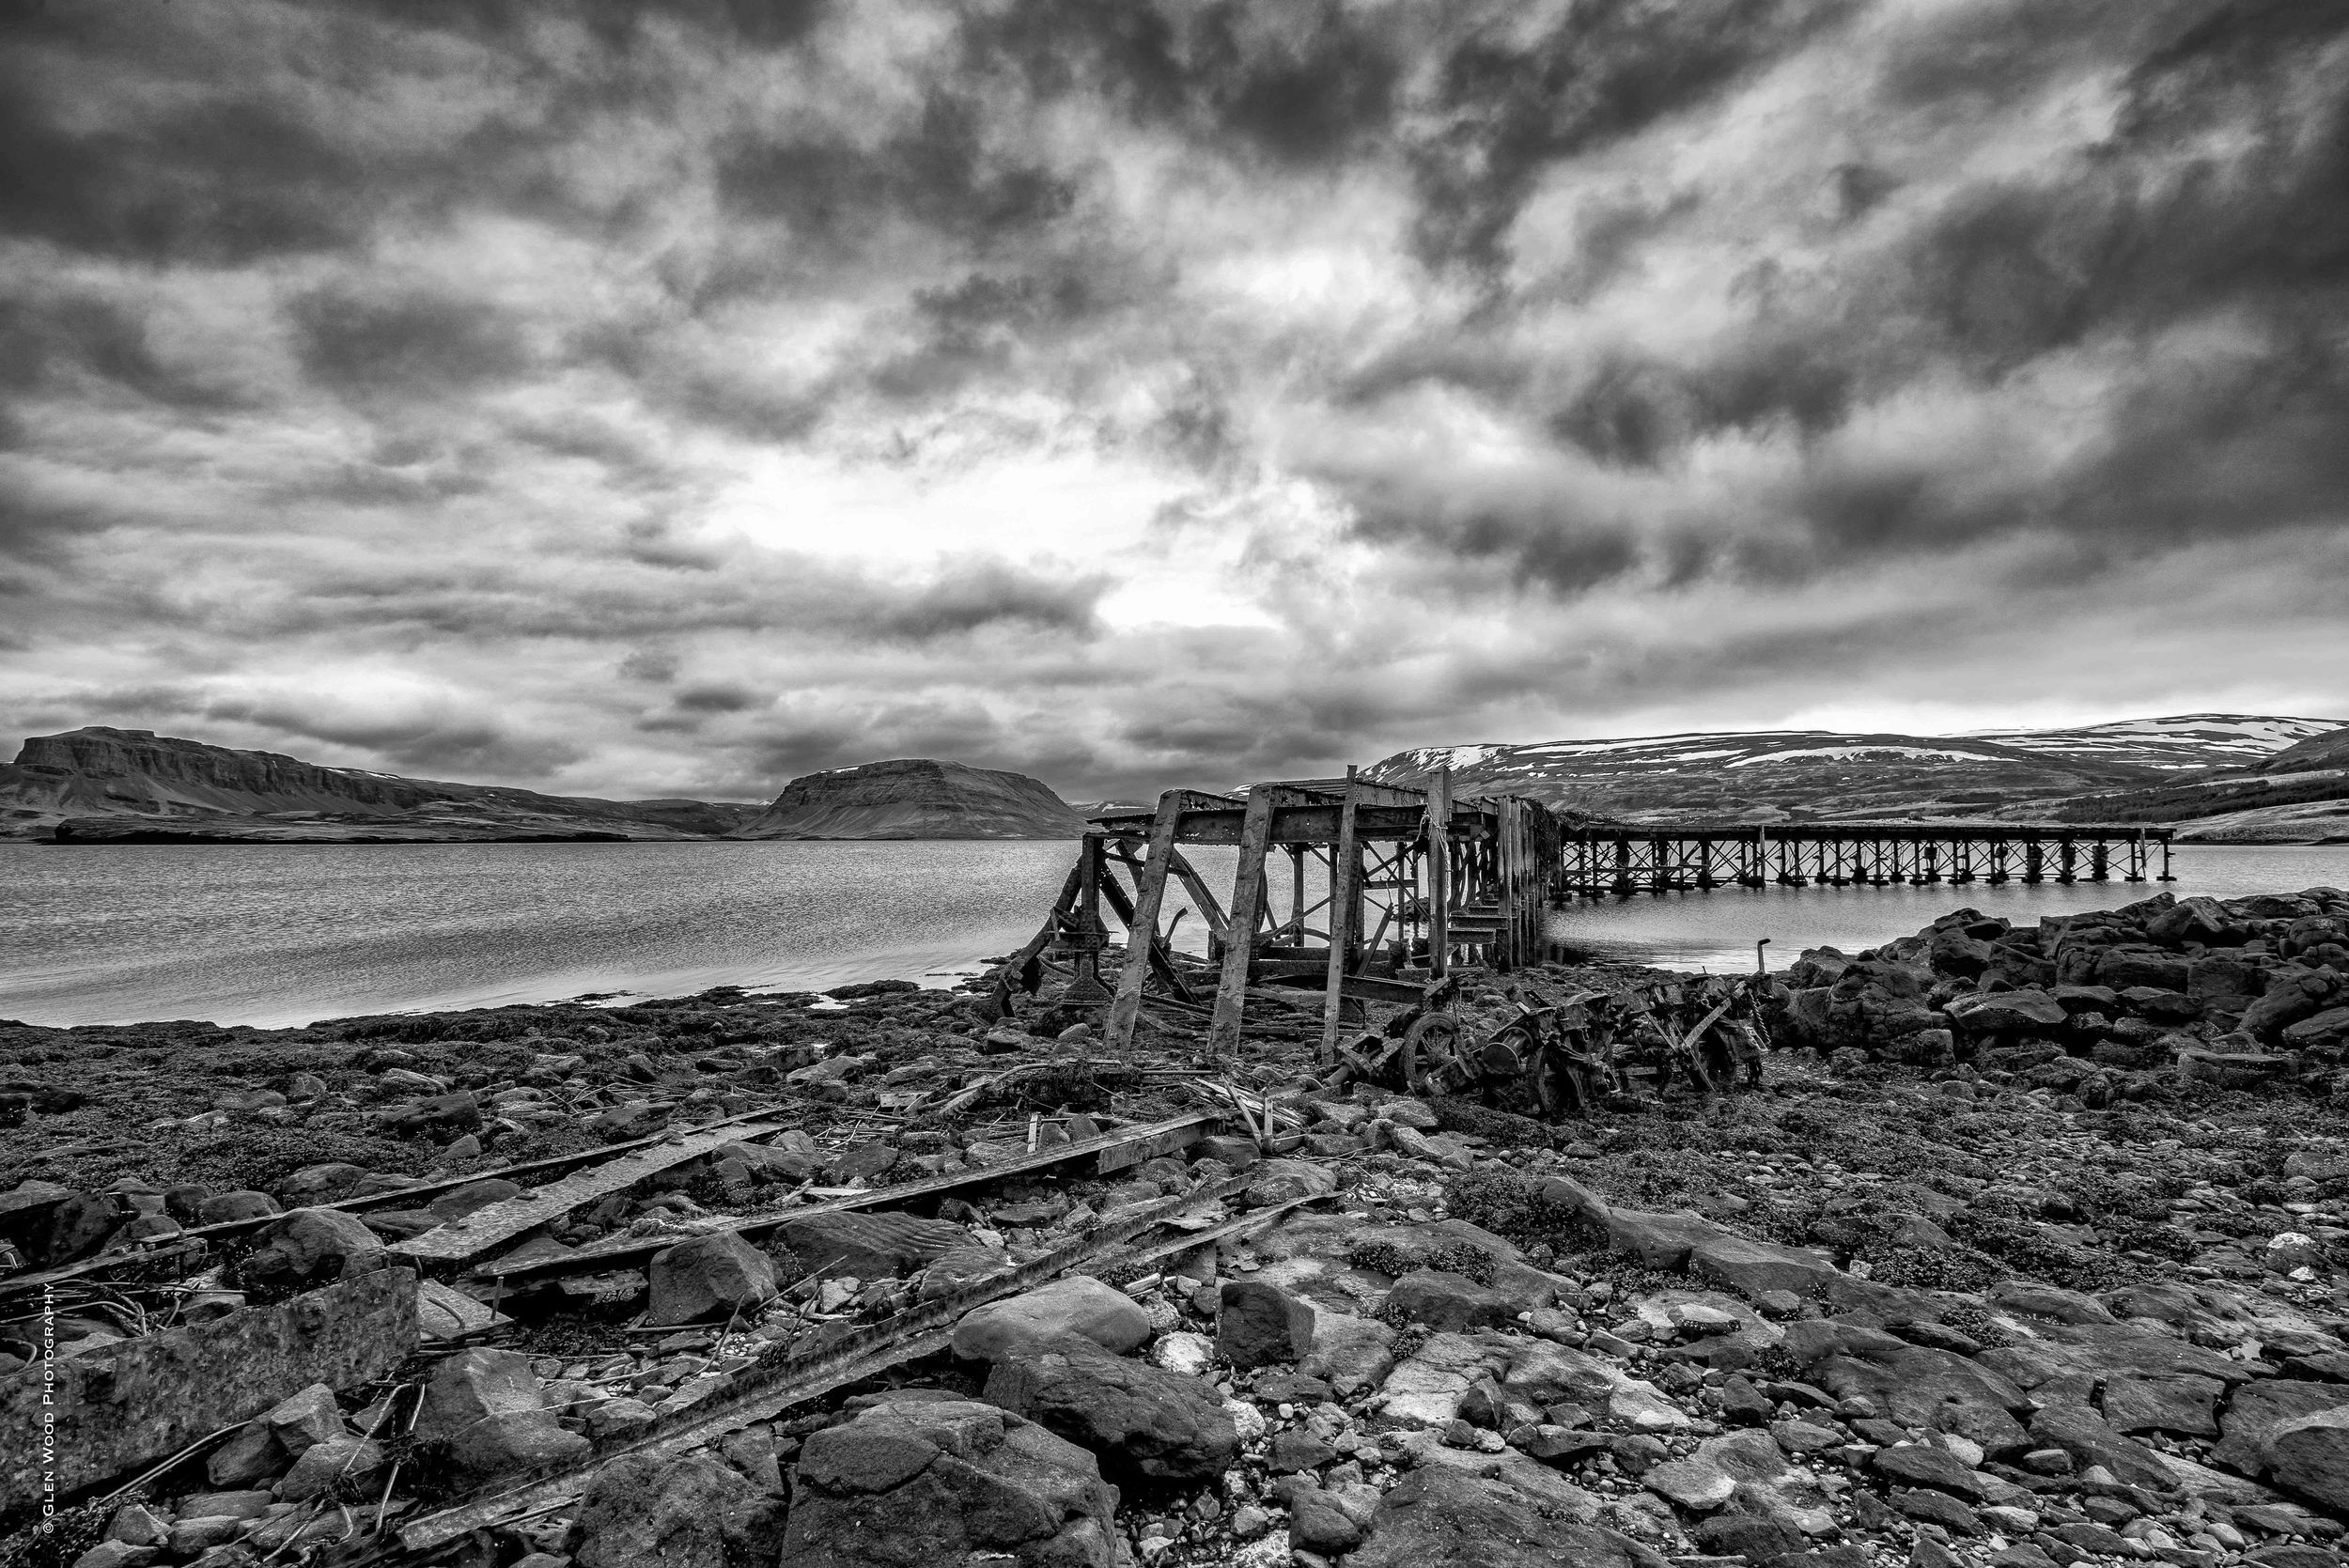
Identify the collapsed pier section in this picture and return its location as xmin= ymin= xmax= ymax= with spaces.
xmin=1014 ymin=770 xmax=1561 ymax=1062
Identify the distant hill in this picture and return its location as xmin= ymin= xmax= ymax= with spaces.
xmin=2263 ymin=724 xmax=2349 ymax=776
xmin=730 ymin=758 xmax=1086 ymax=840
xmin=0 ymin=727 xmax=766 ymax=843
xmin=1365 ymin=714 xmax=2348 ymax=834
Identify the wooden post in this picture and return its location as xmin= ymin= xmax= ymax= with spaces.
xmin=1105 ymin=793 xmax=1185 ymax=1051
xmin=1424 ymin=767 xmax=1451 ymax=976
xmin=1496 ymin=798 xmax=1519 ymax=970
xmin=1319 ymin=768 xmax=1361 ymax=1065
xmin=1288 ymin=846 xmax=1307 ymax=943
xmin=1208 ymin=785 xmax=1280 ymax=1056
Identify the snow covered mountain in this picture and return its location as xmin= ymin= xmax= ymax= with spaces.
xmin=1364 ymin=715 xmax=2346 ymax=827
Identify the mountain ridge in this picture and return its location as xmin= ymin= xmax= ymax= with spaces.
xmin=729 ymin=757 xmax=1086 ymax=840
xmin=1364 ymin=713 xmax=2349 ymax=842
xmin=0 ymin=727 xmax=768 ymax=842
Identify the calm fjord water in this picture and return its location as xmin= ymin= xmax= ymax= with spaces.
xmin=2 ymin=839 xmax=2345 ymax=1029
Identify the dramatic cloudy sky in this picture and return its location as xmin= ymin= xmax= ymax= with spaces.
xmin=4 ymin=0 xmax=2346 ymax=801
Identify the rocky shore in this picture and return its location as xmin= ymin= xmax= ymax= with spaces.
xmin=4 ymin=886 xmax=2348 ymax=1568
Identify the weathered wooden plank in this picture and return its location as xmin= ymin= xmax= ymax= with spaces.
xmin=1106 ymin=790 xmax=1187 ymax=1051
xmin=391 ymin=1120 xmax=786 ymax=1265
xmin=0 ymin=1268 xmax=418 ymax=1512
xmin=471 ymin=1111 xmax=1222 ymax=1285
xmin=1094 ymin=1118 xmax=1206 ymax=1173
xmin=1208 ymin=786 xmax=1280 ymax=1056
xmin=1321 ymin=768 xmax=1361 ymax=1066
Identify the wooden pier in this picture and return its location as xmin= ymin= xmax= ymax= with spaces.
xmin=1006 ymin=769 xmax=1558 ymax=1059
xmin=1557 ymin=822 xmax=2175 ymax=897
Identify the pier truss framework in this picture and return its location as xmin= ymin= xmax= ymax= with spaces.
xmin=1559 ymin=822 xmax=2176 ymax=897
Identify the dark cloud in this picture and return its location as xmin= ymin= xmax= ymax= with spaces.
xmin=0 ymin=71 xmax=368 ymax=263
xmin=870 ymin=561 xmax=1111 ymax=642
xmin=673 ymin=683 xmax=766 ymax=712
xmin=1407 ymin=0 xmax=1862 ymax=272
xmin=2 ymin=0 xmax=2344 ymax=801
xmin=292 ymin=287 xmax=535 ymax=399
xmin=716 ymin=92 xmax=1076 ymax=249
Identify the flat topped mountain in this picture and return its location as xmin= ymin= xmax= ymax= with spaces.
xmin=0 ymin=726 xmax=762 ymax=842
xmin=730 ymin=758 xmax=1086 ymax=840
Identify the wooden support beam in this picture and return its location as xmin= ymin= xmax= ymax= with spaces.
xmin=1320 ymin=767 xmax=1361 ymax=1065
xmin=1065 ymin=834 xmax=1112 ymax=1002
xmin=1106 ymin=791 xmax=1186 ymax=1051
xmin=1208 ymin=785 xmax=1281 ymax=1056
xmin=1425 ymin=766 xmax=1452 ymax=977
xmin=1164 ymin=846 xmax=1229 ymax=948
xmin=1097 ymin=847 xmax=1194 ymax=1004
xmin=1497 ymin=797 xmax=1519 ymax=971
xmin=986 ymin=860 xmax=1083 ymax=1015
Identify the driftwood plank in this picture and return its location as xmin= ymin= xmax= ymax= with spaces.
xmin=470 ymin=1110 xmax=1221 ymax=1285
xmin=391 ymin=1119 xmax=785 ymax=1265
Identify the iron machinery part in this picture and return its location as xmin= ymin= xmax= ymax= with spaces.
xmin=1400 ymin=1012 xmax=1473 ymax=1099
xmin=1529 ymin=1040 xmax=1610 ymax=1121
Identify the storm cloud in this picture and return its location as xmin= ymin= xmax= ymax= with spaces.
xmin=1 ymin=0 xmax=2344 ymax=802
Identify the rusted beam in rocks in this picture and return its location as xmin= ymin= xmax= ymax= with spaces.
xmin=1102 ymin=1191 xmax=1325 ymax=1274
xmin=399 ymin=1178 xmax=1252 ymax=1553
xmin=471 ymin=1110 xmax=1222 ymax=1286
xmin=391 ymin=1119 xmax=786 ymax=1267
xmin=0 ymin=1267 xmax=419 ymax=1514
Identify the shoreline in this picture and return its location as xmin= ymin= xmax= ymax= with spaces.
xmin=1 ymin=882 xmax=2346 ymax=1563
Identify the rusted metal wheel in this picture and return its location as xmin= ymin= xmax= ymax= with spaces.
xmin=1401 ymin=1014 xmax=1470 ymax=1099
xmin=1696 ymin=1031 xmax=1738 ymax=1094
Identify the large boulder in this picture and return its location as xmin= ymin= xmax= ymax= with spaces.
xmin=2149 ymin=896 xmax=2240 ymax=947
xmin=2214 ymin=1381 xmax=2349 ymax=1475
xmin=648 ymin=1232 xmax=780 ymax=1325
xmin=577 ymin=1453 xmax=786 ymax=1568
xmin=1688 ymin=1233 xmax=1839 ymax=1298
xmin=1385 ymin=1269 xmax=1518 ymax=1333
xmin=951 ymin=1277 xmax=1149 ymax=1363
xmin=1346 ymin=1464 xmax=1671 ymax=1568
xmin=412 ymin=1348 xmax=590 ymax=1483
xmin=2029 ymin=1403 xmax=2180 ymax=1492
xmin=2263 ymin=1408 xmax=2349 ymax=1513
xmin=780 ymin=1395 xmax=1117 ymax=1568
xmin=1946 ymin=989 xmax=2068 ymax=1034
xmin=982 ymin=1331 xmax=1239 ymax=1484
xmin=0 ymin=1181 xmax=116 ymax=1267
xmin=1803 ymin=1342 xmax=2032 ymax=1453
xmin=1217 ymin=1279 xmax=1315 ymax=1369
xmin=239 ymin=1208 xmax=386 ymax=1293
